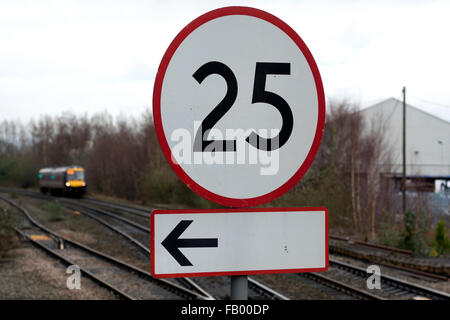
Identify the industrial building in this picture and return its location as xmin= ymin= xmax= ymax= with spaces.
xmin=359 ymin=98 xmax=449 ymax=192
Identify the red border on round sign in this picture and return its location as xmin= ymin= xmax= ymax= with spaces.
xmin=150 ymin=207 xmax=329 ymax=278
xmin=153 ymin=6 xmax=326 ymax=207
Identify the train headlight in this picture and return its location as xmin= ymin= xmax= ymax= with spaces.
xmin=65 ymin=182 xmax=70 ymax=187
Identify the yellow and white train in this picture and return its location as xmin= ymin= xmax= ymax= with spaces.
xmin=38 ymin=166 xmax=87 ymax=196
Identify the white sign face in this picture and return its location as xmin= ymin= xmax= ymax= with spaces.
xmin=151 ymin=208 xmax=328 ymax=278
xmin=153 ymin=7 xmax=325 ymax=207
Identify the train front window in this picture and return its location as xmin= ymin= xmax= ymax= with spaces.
xmin=66 ymin=170 xmax=84 ymax=181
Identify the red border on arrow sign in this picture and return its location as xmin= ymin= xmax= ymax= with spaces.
xmin=151 ymin=207 xmax=329 ymax=278
xmin=153 ymin=6 xmax=326 ymax=207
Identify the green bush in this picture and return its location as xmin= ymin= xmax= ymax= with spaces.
xmin=0 ymin=158 xmax=15 ymax=183
xmin=138 ymin=166 xmax=177 ymax=204
xmin=0 ymin=208 xmax=20 ymax=258
xmin=377 ymin=220 xmax=403 ymax=248
xmin=10 ymin=153 xmax=39 ymax=188
xmin=138 ymin=166 xmax=214 ymax=208
xmin=9 ymin=192 xmax=19 ymax=199
xmin=401 ymin=210 xmax=416 ymax=251
xmin=0 ymin=153 xmax=39 ymax=188
xmin=397 ymin=210 xmax=431 ymax=255
xmin=271 ymin=164 xmax=352 ymax=231
xmin=432 ymin=219 xmax=450 ymax=255
xmin=40 ymin=201 xmax=64 ymax=222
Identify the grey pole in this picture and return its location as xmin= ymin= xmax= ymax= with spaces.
xmin=402 ymin=86 xmax=407 ymax=214
xmin=231 ymin=275 xmax=248 ymax=300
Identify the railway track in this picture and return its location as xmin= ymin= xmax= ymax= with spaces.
xmin=330 ymin=236 xmax=449 ymax=280
xmin=330 ymin=235 xmax=414 ymax=256
xmin=2 ymin=189 xmax=289 ymax=300
xmin=62 ymin=200 xmax=152 ymax=255
xmin=247 ymin=277 xmax=290 ymax=300
xmin=299 ymin=272 xmax=383 ymax=300
xmin=2 ymin=188 xmax=448 ymax=300
xmin=83 ymin=197 xmax=153 ymax=218
xmin=0 ymin=195 xmax=207 ymax=300
xmin=58 ymin=198 xmax=450 ymax=300
xmin=61 ymin=199 xmax=217 ymax=299
xmin=87 ymin=196 xmax=450 ymax=282
xmin=64 ymin=198 xmax=290 ymax=300
xmin=307 ymin=259 xmax=450 ymax=300
xmin=8 ymin=192 xmax=215 ymax=299
xmin=68 ymin=196 xmax=450 ymax=300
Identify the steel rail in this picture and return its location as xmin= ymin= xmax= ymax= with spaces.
xmin=62 ymin=201 xmax=151 ymax=254
xmin=63 ymin=196 xmax=292 ymax=300
xmin=330 ymin=235 xmax=414 ymax=256
xmin=64 ymin=199 xmax=150 ymax=232
xmin=16 ymin=191 xmax=215 ymax=300
xmin=83 ymin=197 xmax=153 ymax=217
xmin=330 ymin=240 xmax=448 ymax=281
xmin=82 ymin=195 xmax=449 ymax=300
xmin=15 ymin=228 xmax=135 ymax=300
xmin=1 ymin=190 xmax=152 ymax=256
xmin=6 ymin=188 xmax=447 ymax=300
xmin=80 ymin=197 xmax=291 ymax=300
xmin=0 ymin=195 xmax=207 ymax=300
xmin=329 ymin=259 xmax=450 ymax=300
xmin=57 ymin=200 xmax=214 ymax=300
xmin=84 ymin=196 xmax=449 ymax=284
xmin=366 ymin=259 xmax=448 ymax=282
xmin=247 ymin=277 xmax=290 ymax=300
xmin=298 ymin=272 xmax=384 ymax=300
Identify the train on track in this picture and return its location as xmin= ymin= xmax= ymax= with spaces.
xmin=38 ymin=165 xmax=86 ymax=196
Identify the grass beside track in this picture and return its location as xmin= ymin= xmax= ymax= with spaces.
xmin=0 ymin=207 xmax=21 ymax=258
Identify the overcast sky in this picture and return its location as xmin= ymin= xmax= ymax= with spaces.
xmin=1 ymin=0 xmax=450 ymax=123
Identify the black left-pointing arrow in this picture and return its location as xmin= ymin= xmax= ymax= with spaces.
xmin=161 ymin=220 xmax=218 ymax=266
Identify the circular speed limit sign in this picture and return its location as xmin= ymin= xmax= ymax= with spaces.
xmin=153 ymin=7 xmax=325 ymax=207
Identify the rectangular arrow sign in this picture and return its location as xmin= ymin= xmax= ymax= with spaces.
xmin=151 ymin=207 xmax=328 ymax=278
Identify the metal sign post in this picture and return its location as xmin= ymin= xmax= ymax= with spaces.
xmin=231 ymin=275 xmax=248 ymax=300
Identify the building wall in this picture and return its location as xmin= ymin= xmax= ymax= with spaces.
xmin=359 ymin=98 xmax=450 ymax=177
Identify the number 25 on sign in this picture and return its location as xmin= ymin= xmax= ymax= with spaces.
xmin=153 ymin=6 xmax=325 ymax=207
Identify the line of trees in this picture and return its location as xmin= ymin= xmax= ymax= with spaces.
xmin=273 ymin=101 xmax=397 ymax=240
xmin=0 ymin=102 xmax=405 ymax=241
